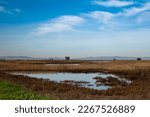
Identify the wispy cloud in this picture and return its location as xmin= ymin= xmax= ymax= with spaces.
xmin=32 ymin=15 xmax=85 ymax=35
xmin=85 ymin=2 xmax=150 ymax=31
xmin=14 ymin=8 xmax=22 ymax=13
xmin=86 ymin=11 xmax=114 ymax=23
xmin=0 ymin=1 xmax=7 ymax=4
xmin=0 ymin=1 xmax=21 ymax=14
xmin=93 ymin=0 xmax=135 ymax=7
xmin=85 ymin=11 xmax=122 ymax=31
xmin=121 ymin=2 xmax=150 ymax=16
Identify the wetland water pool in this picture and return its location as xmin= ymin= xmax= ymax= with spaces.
xmin=12 ymin=73 xmax=131 ymax=90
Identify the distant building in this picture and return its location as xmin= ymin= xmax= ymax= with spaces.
xmin=137 ymin=58 xmax=141 ymax=61
xmin=65 ymin=56 xmax=70 ymax=60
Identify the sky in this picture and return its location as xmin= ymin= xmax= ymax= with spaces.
xmin=0 ymin=0 xmax=150 ymax=58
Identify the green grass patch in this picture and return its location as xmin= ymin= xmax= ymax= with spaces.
xmin=0 ymin=80 xmax=53 ymax=100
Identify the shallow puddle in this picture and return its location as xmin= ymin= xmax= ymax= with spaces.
xmin=11 ymin=72 xmax=131 ymax=90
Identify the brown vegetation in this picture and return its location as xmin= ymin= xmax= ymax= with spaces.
xmin=94 ymin=76 xmax=128 ymax=87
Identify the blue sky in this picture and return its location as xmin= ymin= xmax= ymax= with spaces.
xmin=0 ymin=0 xmax=150 ymax=58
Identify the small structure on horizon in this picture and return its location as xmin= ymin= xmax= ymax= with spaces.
xmin=113 ymin=58 xmax=116 ymax=61
xmin=137 ymin=58 xmax=141 ymax=61
xmin=65 ymin=56 xmax=70 ymax=60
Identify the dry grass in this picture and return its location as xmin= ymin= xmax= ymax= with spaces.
xmin=0 ymin=60 xmax=150 ymax=99
xmin=1 ymin=60 xmax=150 ymax=73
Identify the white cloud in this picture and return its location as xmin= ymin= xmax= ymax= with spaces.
xmin=32 ymin=15 xmax=85 ymax=35
xmin=0 ymin=5 xmax=11 ymax=14
xmin=91 ymin=2 xmax=150 ymax=17
xmin=85 ymin=11 xmax=118 ymax=31
xmin=93 ymin=0 xmax=134 ymax=7
xmin=121 ymin=2 xmax=150 ymax=16
xmin=86 ymin=11 xmax=114 ymax=23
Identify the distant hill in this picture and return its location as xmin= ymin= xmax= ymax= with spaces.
xmin=0 ymin=56 xmax=35 ymax=60
xmin=76 ymin=56 xmax=150 ymax=60
xmin=0 ymin=56 xmax=150 ymax=60
xmin=0 ymin=56 xmax=64 ymax=60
